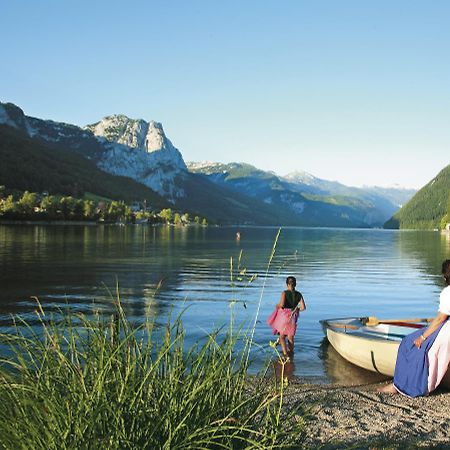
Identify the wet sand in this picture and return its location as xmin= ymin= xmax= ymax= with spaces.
xmin=283 ymin=379 xmax=450 ymax=449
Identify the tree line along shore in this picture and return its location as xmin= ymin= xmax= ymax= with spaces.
xmin=0 ymin=188 xmax=208 ymax=226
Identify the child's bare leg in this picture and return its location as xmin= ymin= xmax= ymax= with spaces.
xmin=287 ymin=335 xmax=295 ymax=354
xmin=279 ymin=334 xmax=288 ymax=356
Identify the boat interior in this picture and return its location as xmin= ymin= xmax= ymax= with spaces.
xmin=321 ymin=317 xmax=431 ymax=341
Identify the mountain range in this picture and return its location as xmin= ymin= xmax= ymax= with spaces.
xmin=0 ymin=101 xmax=416 ymax=227
xmin=188 ymin=162 xmax=415 ymax=227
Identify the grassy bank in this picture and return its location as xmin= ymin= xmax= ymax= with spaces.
xmin=0 ymin=297 xmax=304 ymax=449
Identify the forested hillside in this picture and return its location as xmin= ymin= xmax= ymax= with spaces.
xmin=384 ymin=164 xmax=450 ymax=229
xmin=0 ymin=125 xmax=167 ymax=207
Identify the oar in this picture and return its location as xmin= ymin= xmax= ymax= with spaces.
xmin=365 ymin=316 xmax=432 ymax=327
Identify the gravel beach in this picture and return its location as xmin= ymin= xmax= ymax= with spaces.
xmin=283 ymin=379 xmax=450 ymax=449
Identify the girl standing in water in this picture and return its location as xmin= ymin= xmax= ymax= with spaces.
xmin=267 ymin=276 xmax=306 ymax=358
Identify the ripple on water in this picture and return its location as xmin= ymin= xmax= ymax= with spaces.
xmin=0 ymin=225 xmax=447 ymax=383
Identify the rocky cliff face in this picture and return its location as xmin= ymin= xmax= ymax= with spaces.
xmin=85 ymin=115 xmax=187 ymax=200
xmin=0 ymin=102 xmax=188 ymax=201
xmin=86 ymin=115 xmax=186 ymax=168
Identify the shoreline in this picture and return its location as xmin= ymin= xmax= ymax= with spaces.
xmin=281 ymin=377 xmax=450 ymax=448
xmin=0 ymin=220 xmax=209 ymax=227
xmin=0 ymin=219 xmax=99 ymax=226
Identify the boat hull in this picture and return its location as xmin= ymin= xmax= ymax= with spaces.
xmin=325 ymin=326 xmax=399 ymax=376
xmin=321 ymin=317 xmax=450 ymax=388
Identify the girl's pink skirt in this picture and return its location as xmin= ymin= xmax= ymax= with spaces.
xmin=267 ymin=308 xmax=299 ymax=336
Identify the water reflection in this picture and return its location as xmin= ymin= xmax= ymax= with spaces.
xmin=319 ymin=339 xmax=389 ymax=385
xmin=1 ymin=225 xmax=449 ymax=383
xmin=272 ymin=358 xmax=297 ymax=381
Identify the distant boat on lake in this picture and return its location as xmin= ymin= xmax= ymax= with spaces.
xmin=321 ymin=316 xmax=450 ymax=388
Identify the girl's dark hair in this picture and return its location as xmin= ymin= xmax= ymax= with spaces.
xmin=442 ymin=260 xmax=450 ymax=286
xmin=286 ymin=276 xmax=296 ymax=287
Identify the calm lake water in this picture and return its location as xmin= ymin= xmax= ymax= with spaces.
xmin=1 ymin=224 xmax=449 ymax=383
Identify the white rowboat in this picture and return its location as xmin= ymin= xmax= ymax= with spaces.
xmin=320 ymin=317 xmax=450 ymax=388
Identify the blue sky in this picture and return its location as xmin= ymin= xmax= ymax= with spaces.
xmin=1 ymin=0 xmax=449 ymax=188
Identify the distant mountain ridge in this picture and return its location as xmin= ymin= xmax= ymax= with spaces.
xmin=188 ymin=162 xmax=416 ymax=227
xmin=0 ymin=101 xmax=416 ymax=227
xmin=283 ymin=171 xmax=414 ymax=207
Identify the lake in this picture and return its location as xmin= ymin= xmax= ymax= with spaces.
xmin=1 ymin=224 xmax=449 ymax=383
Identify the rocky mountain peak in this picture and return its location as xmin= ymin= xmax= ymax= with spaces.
xmin=146 ymin=120 xmax=169 ymax=152
xmin=284 ymin=171 xmax=316 ymax=184
xmin=85 ymin=113 xmax=187 ymax=198
xmin=86 ymin=115 xmax=176 ymax=155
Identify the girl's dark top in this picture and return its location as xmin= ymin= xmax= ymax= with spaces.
xmin=283 ymin=290 xmax=303 ymax=310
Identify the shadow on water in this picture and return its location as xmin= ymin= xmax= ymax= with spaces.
xmin=318 ymin=338 xmax=389 ymax=386
xmin=271 ymin=357 xmax=297 ymax=382
xmin=270 ymin=339 xmax=389 ymax=385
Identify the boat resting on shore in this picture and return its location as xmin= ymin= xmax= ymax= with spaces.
xmin=320 ymin=316 xmax=450 ymax=388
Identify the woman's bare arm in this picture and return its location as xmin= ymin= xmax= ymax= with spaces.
xmin=414 ymin=312 xmax=448 ymax=348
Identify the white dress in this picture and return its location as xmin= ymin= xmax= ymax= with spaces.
xmin=427 ymin=285 xmax=450 ymax=392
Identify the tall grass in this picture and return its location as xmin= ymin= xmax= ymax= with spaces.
xmin=0 ymin=296 xmax=304 ymax=449
xmin=0 ymin=228 xmax=306 ymax=448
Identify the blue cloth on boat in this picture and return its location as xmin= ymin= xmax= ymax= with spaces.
xmin=393 ymin=323 xmax=445 ymax=397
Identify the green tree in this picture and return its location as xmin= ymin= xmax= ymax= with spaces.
xmin=0 ymin=195 xmax=17 ymax=217
xmin=83 ymin=200 xmax=96 ymax=220
xmin=201 ymin=218 xmax=208 ymax=226
xmin=447 ymin=191 xmax=450 ymax=219
xmin=136 ymin=211 xmax=149 ymax=220
xmin=107 ymin=201 xmax=121 ymax=222
xmin=105 ymin=201 xmax=129 ymax=222
xmin=17 ymin=191 xmax=38 ymax=217
xmin=174 ymin=212 xmax=182 ymax=226
xmin=41 ymin=195 xmax=60 ymax=219
xmin=441 ymin=191 xmax=450 ymax=229
xmin=73 ymin=199 xmax=85 ymax=220
xmin=183 ymin=213 xmax=190 ymax=223
xmin=60 ymin=196 xmax=78 ymax=220
xmin=159 ymin=208 xmax=172 ymax=223
xmin=124 ymin=204 xmax=133 ymax=223
xmin=194 ymin=215 xmax=200 ymax=224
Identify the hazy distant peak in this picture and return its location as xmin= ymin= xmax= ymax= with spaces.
xmin=188 ymin=161 xmax=260 ymax=173
xmin=284 ymin=170 xmax=318 ymax=184
xmin=187 ymin=161 xmax=221 ymax=170
xmin=361 ymin=183 xmax=415 ymax=191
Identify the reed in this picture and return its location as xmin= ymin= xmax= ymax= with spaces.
xmin=0 ymin=295 xmax=304 ymax=449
